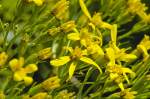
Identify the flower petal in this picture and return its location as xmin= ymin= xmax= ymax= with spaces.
xmin=123 ymin=73 xmax=130 ymax=84
xmin=67 ymin=33 xmax=80 ymax=40
xmin=120 ymin=54 xmax=137 ymax=62
xmin=87 ymin=44 xmax=104 ymax=57
xmin=9 ymin=57 xmax=24 ymax=72
xmin=63 ymin=46 xmax=73 ymax=54
xmin=106 ymin=47 xmax=115 ymax=65
xmin=122 ymin=67 xmax=135 ymax=77
xmin=118 ymin=82 xmax=124 ymax=91
xmin=25 ymin=64 xmax=38 ymax=73
xmin=68 ymin=62 xmax=77 ymax=80
xmin=111 ymin=24 xmax=117 ymax=46
xmin=137 ymin=45 xmax=149 ymax=60
xmin=50 ymin=56 xmax=71 ymax=66
xmin=79 ymin=0 xmax=92 ymax=20
xmin=80 ymin=39 xmax=87 ymax=47
xmin=19 ymin=57 xmax=25 ymax=67
xmin=32 ymin=0 xmax=44 ymax=6
xmin=80 ymin=57 xmax=102 ymax=73
xmin=9 ymin=59 xmax=20 ymax=72
xmin=24 ymin=76 xmax=33 ymax=85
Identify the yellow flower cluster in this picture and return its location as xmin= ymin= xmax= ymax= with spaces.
xmin=49 ymin=2 xmax=140 ymax=93
xmin=9 ymin=57 xmax=38 ymax=85
xmin=78 ymin=0 xmax=140 ymax=93
xmin=105 ymin=25 xmax=137 ymax=91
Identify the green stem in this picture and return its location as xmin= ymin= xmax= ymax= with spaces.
xmin=118 ymin=31 xmax=132 ymax=40
xmin=77 ymin=67 xmax=93 ymax=98
xmin=28 ymin=84 xmax=43 ymax=95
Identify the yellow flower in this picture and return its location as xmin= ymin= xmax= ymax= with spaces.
xmin=60 ymin=21 xmax=76 ymax=33
xmin=48 ymin=27 xmax=60 ymax=36
xmin=106 ymin=46 xmax=137 ymax=66
xmin=67 ymin=32 xmax=80 ymax=41
xmin=67 ymin=28 xmax=104 ymax=57
xmin=0 ymin=52 xmax=8 ymax=67
xmin=107 ymin=64 xmax=135 ymax=91
xmin=68 ymin=28 xmax=92 ymax=47
xmin=55 ymin=90 xmax=75 ymax=99
xmin=50 ymin=46 xmax=102 ymax=80
xmin=38 ymin=47 xmax=52 ymax=60
xmin=79 ymin=0 xmax=112 ymax=30
xmin=28 ymin=0 xmax=45 ymax=6
xmin=106 ymin=24 xmax=137 ymax=65
xmin=136 ymin=35 xmax=150 ymax=61
xmin=107 ymin=25 xmax=136 ymax=90
xmin=120 ymin=88 xmax=137 ymax=99
xmin=91 ymin=13 xmax=112 ymax=29
xmin=127 ymin=0 xmax=150 ymax=24
xmin=79 ymin=0 xmax=113 ymax=30
xmin=42 ymin=76 xmax=60 ymax=91
xmin=86 ymin=43 xmax=104 ymax=57
xmin=9 ymin=57 xmax=38 ymax=85
xmin=127 ymin=0 xmax=147 ymax=15
xmin=51 ymin=0 xmax=69 ymax=20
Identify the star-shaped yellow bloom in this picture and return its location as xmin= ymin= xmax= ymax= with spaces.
xmin=50 ymin=46 xmax=102 ymax=80
xmin=79 ymin=0 xmax=112 ymax=30
xmin=108 ymin=64 xmax=135 ymax=91
xmin=106 ymin=24 xmax=137 ymax=65
xmin=9 ymin=57 xmax=38 ymax=85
